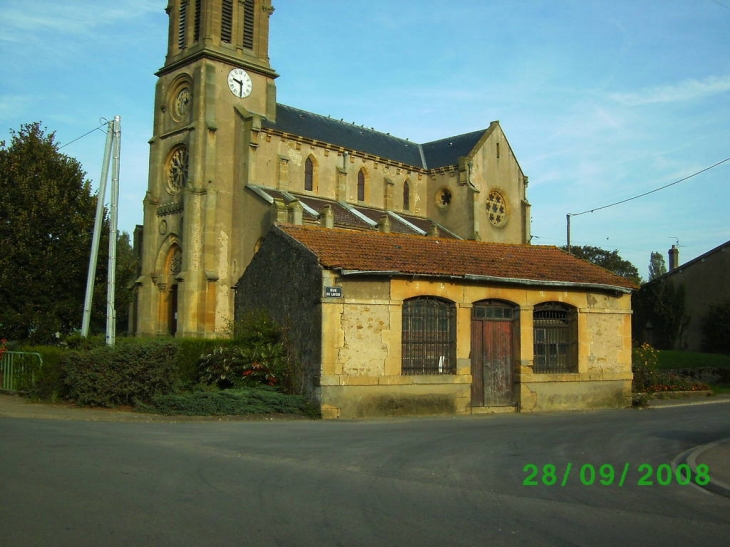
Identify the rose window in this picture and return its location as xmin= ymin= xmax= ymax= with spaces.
xmin=167 ymin=146 xmax=189 ymax=194
xmin=486 ymin=190 xmax=507 ymax=227
xmin=436 ymin=188 xmax=452 ymax=207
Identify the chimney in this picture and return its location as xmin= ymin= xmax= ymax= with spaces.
xmin=668 ymin=244 xmax=679 ymax=271
xmin=378 ymin=214 xmax=391 ymax=233
xmin=288 ymin=201 xmax=303 ymax=225
xmin=320 ymin=205 xmax=334 ymax=229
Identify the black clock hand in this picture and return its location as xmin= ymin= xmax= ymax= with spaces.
xmin=233 ymin=78 xmax=243 ymax=95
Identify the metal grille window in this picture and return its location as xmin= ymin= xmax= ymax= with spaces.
xmin=221 ymin=0 xmax=233 ymax=43
xmin=402 ymin=297 xmax=456 ymax=375
xmin=533 ymin=303 xmax=577 ymax=373
xmin=242 ymin=0 xmax=255 ymax=49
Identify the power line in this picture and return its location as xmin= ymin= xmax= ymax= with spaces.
xmin=569 ymin=156 xmax=730 ymax=217
xmin=59 ymin=119 xmax=109 ymax=150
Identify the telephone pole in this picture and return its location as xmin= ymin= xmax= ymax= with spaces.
xmin=81 ymin=116 xmax=121 ymax=346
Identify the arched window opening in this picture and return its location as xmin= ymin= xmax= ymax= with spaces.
xmin=533 ymin=303 xmax=578 ymax=373
xmin=402 ymin=297 xmax=456 ymax=375
xmin=305 ymin=157 xmax=314 ymax=191
xmin=403 ymin=180 xmax=410 ymax=211
xmin=357 ymin=169 xmax=366 ymax=202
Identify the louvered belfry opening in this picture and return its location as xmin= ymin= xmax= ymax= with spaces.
xmin=243 ymin=0 xmax=255 ymax=49
xmin=219 ymin=0 xmax=256 ymax=49
xmin=221 ymin=0 xmax=234 ymax=43
xmin=193 ymin=0 xmax=202 ymax=41
xmin=402 ymin=297 xmax=457 ymax=375
xmin=533 ymin=303 xmax=578 ymax=373
xmin=178 ymin=1 xmax=188 ymax=49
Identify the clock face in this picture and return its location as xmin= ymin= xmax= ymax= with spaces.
xmin=227 ymin=68 xmax=253 ymax=98
xmin=174 ymin=87 xmax=191 ymax=119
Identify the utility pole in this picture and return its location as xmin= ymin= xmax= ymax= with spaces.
xmin=81 ymin=116 xmax=121 ymax=346
xmin=566 ymin=214 xmax=572 ymax=254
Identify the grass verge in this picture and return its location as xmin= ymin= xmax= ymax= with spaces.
xmin=657 ymin=350 xmax=730 ymax=370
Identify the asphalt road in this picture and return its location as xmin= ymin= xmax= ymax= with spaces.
xmin=1 ymin=404 xmax=728 ymax=547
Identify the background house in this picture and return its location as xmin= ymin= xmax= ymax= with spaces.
xmin=639 ymin=241 xmax=730 ymax=351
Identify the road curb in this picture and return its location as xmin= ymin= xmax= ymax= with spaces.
xmin=674 ymin=439 xmax=730 ymax=500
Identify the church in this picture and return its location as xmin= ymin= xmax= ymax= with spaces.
xmin=134 ymin=0 xmax=635 ymax=418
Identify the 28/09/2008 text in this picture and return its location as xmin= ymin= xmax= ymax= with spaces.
xmin=522 ymin=463 xmax=711 ymax=487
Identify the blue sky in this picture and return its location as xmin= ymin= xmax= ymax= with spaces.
xmin=1 ymin=0 xmax=728 ymax=280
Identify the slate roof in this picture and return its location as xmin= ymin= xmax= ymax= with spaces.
xmin=262 ymin=104 xmax=487 ymax=169
xmin=247 ymin=185 xmax=460 ymax=238
xmin=276 ymin=224 xmax=637 ymax=292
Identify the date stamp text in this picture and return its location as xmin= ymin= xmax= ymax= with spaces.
xmin=522 ymin=463 xmax=711 ymax=487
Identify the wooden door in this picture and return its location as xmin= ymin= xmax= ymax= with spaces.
xmin=169 ymin=285 xmax=178 ymax=336
xmin=471 ymin=303 xmax=515 ymax=407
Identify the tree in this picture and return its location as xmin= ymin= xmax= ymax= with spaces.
xmin=648 ymin=251 xmax=667 ymax=280
xmin=561 ymin=245 xmax=641 ymax=284
xmin=631 ymin=279 xmax=688 ymax=350
xmin=113 ymin=231 xmax=138 ymax=334
xmin=701 ymin=298 xmax=730 ymax=354
xmin=0 ymin=123 xmax=136 ymax=343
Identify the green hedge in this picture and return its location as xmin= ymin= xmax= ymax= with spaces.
xmin=140 ymin=387 xmax=319 ymax=417
xmin=63 ymin=339 xmax=180 ymax=407
xmin=19 ymin=345 xmax=67 ymax=401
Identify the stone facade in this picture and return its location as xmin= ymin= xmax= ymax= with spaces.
xmin=134 ymin=0 xmax=530 ymax=338
xmin=236 ymin=226 xmax=635 ymax=419
xmin=135 ymin=2 xmax=636 ymax=419
xmin=660 ymin=241 xmax=730 ymax=351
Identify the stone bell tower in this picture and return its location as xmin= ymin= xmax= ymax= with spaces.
xmin=135 ymin=0 xmax=277 ymax=337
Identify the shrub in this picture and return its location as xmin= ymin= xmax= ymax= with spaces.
xmin=200 ymin=310 xmax=302 ymax=393
xmin=632 ymin=343 xmax=660 ymax=393
xmin=632 ymin=343 xmax=709 ymax=393
xmin=19 ymin=345 xmax=67 ymax=401
xmin=177 ymin=338 xmax=236 ymax=388
xmin=63 ymin=334 xmax=107 ymax=350
xmin=63 ymin=339 xmax=180 ymax=407
xmin=140 ymin=387 xmax=320 ymax=418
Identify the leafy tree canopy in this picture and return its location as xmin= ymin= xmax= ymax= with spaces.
xmin=561 ymin=245 xmax=641 ymax=284
xmin=0 ymin=122 xmax=136 ymax=343
xmin=648 ymin=251 xmax=667 ymax=281
xmin=701 ymin=298 xmax=730 ymax=354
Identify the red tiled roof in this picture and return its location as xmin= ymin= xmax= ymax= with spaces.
xmin=277 ymin=224 xmax=637 ymax=291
